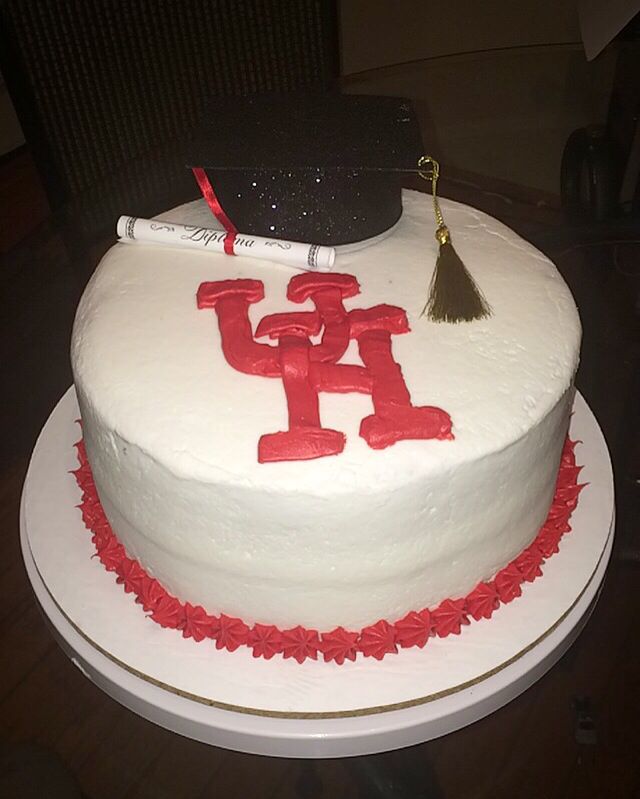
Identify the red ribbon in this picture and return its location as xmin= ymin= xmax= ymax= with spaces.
xmin=191 ymin=167 xmax=238 ymax=255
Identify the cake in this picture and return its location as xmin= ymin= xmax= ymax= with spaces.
xmin=71 ymin=190 xmax=582 ymax=657
xmin=70 ymin=96 xmax=582 ymax=663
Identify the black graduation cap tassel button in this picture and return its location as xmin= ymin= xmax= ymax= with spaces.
xmin=419 ymin=156 xmax=492 ymax=323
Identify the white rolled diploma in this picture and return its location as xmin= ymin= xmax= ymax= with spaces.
xmin=116 ymin=216 xmax=335 ymax=272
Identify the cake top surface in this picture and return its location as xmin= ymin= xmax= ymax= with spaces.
xmin=72 ymin=190 xmax=580 ymax=491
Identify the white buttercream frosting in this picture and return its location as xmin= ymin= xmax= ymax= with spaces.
xmin=71 ymin=191 xmax=581 ymax=630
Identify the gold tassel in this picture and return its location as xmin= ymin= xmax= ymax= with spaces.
xmin=418 ymin=156 xmax=491 ymax=323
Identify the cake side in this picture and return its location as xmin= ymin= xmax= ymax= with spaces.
xmin=77 ymin=386 xmax=572 ymax=629
xmin=71 ymin=432 xmax=584 ymax=663
xmin=71 ymin=191 xmax=581 ymax=632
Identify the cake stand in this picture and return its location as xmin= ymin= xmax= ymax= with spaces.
xmin=20 ymin=388 xmax=614 ymax=758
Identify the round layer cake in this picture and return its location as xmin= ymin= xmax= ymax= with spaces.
xmin=71 ymin=190 xmax=581 ymax=631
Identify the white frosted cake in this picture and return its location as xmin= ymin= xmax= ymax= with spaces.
xmin=70 ymin=190 xmax=581 ymax=661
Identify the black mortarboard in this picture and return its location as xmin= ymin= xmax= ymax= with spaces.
xmin=187 ymin=93 xmax=424 ymax=246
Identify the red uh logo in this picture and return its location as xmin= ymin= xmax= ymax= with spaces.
xmin=197 ymin=273 xmax=453 ymax=462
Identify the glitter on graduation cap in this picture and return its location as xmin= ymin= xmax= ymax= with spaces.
xmin=186 ymin=93 xmax=491 ymax=323
xmin=187 ymin=93 xmax=423 ymax=247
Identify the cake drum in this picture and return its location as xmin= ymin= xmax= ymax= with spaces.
xmin=21 ymin=387 xmax=614 ymax=758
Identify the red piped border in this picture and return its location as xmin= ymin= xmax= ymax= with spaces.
xmin=71 ymin=436 xmax=584 ymax=664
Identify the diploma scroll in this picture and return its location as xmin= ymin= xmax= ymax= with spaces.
xmin=117 ymin=216 xmax=336 ymax=272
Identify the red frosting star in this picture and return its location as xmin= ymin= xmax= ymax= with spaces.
xmin=513 ymin=547 xmax=544 ymax=583
xmin=74 ymin=439 xmax=87 ymax=463
xmin=91 ymin=527 xmax=114 ymax=553
xmin=97 ymin=537 xmax=126 ymax=572
xmin=214 ymin=614 xmax=250 ymax=652
xmin=494 ymin=563 xmax=524 ymax=603
xmin=149 ymin=594 xmax=186 ymax=629
xmin=182 ymin=603 xmax=218 ymax=642
xmin=319 ymin=627 xmax=359 ymax=664
xmin=431 ymin=598 xmax=469 ymax=637
xmin=79 ymin=498 xmax=107 ymax=531
xmin=394 ymin=609 xmax=432 ymax=648
xmin=358 ymin=619 xmax=397 ymax=659
xmin=70 ymin=462 xmax=94 ymax=492
xmin=535 ymin=525 xmax=563 ymax=558
xmin=115 ymin=558 xmax=147 ymax=595
xmin=281 ymin=626 xmax=320 ymax=663
xmin=465 ymin=582 xmax=499 ymax=621
xmin=247 ymin=624 xmax=284 ymax=660
xmin=135 ymin=577 xmax=166 ymax=612
xmin=561 ymin=438 xmax=576 ymax=462
xmin=557 ymin=464 xmax=582 ymax=488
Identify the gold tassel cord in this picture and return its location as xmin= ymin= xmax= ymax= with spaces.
xmin=418 ymin=156 xmax=492 ymax=323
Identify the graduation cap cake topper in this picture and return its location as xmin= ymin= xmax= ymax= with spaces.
xmin=188 ymin=93 xmax=423 ymax=247
xmin=187 ymin=93 xmax=491 ymax=323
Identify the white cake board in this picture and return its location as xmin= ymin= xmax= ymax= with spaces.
xmin=20 ymin=388 xmax=614 ymax=758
